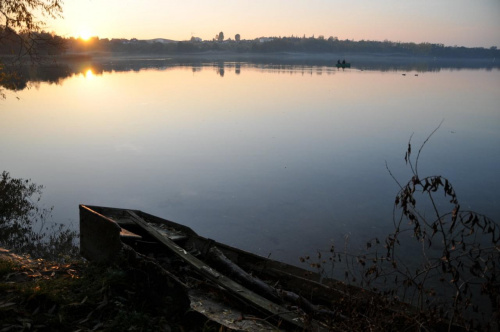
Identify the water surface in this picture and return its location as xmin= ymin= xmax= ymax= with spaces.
xmin=1 ymin=59 xmax=499 ymax=266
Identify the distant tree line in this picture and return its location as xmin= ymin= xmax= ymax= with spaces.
xmin=248 ymin=36 xmax=500 ymax=58
xmin=0 ymin=28 xmax=65 ymax=57
xmin=1 ymin=30 xmax=499 ymax=59
xmin=58 ymin=35 xmax=500 ymax=59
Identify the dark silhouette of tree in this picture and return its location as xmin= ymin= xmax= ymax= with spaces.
xmin=235 ymin=34 xmax=240 ymax=42
xmin=0 ymin=0 xmax=62 ymax=31
xmin=0 ymin=0 xmax=63 ymax=58
xmin=0 ymin=0 xmax=64 ymax=96
xmin=217 ymin=31 xmax=224 ymax=42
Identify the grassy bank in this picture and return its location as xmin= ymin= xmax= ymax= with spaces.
xmin=0 ymin=248 xmax=210 ymax=332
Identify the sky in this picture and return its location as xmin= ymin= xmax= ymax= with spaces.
xmin=45 ymin=0 xmax=500 ymax=48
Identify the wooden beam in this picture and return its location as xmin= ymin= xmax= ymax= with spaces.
xmin=126 ymin=210 xmax=306 ymax=330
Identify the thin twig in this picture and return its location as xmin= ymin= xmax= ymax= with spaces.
xmin=415 ymin=120 xmax=444 ymax=176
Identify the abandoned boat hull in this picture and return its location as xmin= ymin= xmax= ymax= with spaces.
xmin=79 ymin=205 xmax=353 ymax=302
xmin=79 ymin=204 xmax=378 ymax=330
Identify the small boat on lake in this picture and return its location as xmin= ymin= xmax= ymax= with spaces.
xmin=336 ymin=63 xmax=351 ymax=68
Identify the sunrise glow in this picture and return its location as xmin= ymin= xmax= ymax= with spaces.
xmin=79 ymin=31 xmax=92 ymax=41
xmin=84 ymin=69 xmax=94 ymax=79
xmin=45 ymin=1 xmax=500 ymax=48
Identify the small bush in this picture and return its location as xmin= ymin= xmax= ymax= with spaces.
xmin=0 ymin=171 xmax=78 ymax=260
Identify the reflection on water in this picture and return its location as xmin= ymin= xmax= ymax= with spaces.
xmin=1 ymin=60 xmax=499 ymax=267
xmin=3 ymin=55 xmax=499 ymax=92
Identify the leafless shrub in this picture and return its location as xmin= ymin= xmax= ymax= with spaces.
xmin=302 ymin=122 xmax=499 ymax=331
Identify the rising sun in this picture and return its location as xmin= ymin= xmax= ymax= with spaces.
xmin=79 ymin=31 xmax=92 ymax=41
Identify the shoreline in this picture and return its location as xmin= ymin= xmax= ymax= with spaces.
xmin=55 ymin=51 xmax=500 ymax=72
xmin=63 ymin=50 xmax=498 ymax=62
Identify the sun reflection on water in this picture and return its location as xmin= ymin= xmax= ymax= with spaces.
xmin=84 ymin=68 xmax=94 ymax=79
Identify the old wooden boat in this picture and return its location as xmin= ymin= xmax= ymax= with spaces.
xmin=79 ymin=205 xmax=386 ymax=331
xmin=80 ymin=205 xmax=473 ymax=331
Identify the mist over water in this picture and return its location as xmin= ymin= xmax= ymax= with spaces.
xmin=1 ymin=59 xmax=499 ymax=266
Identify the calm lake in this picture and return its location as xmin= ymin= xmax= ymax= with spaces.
xmin=1 ymin=57 xmax=499 ymax=266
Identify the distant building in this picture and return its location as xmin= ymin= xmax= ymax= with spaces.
xmin=110 ymin=38 xmax=129 ymax=44
xmin=259 ymin=37 xmax=273 ymax=43
xmin=146 ymin=38 xmax=176 ymax=44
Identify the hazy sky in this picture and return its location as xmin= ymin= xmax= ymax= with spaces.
xmin=46 ymin=0 xmax=500 ymax=47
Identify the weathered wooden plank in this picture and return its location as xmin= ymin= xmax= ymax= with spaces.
xmin=119 ymin=228 xmax=142 ymax=240
xmin=206 ymin=246 xmax=282 ymax=303
xmin=79 ymin=205 xmax=123 ymax=263
xmin=126 ymin=210 xmax=307 ymax=330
